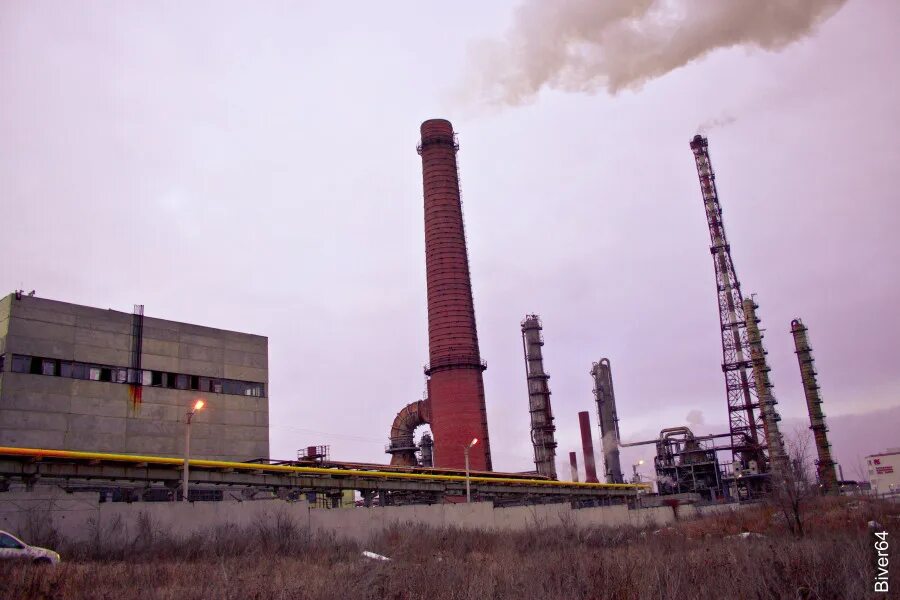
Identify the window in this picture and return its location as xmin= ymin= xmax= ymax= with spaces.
xmin=243 ymin=383 xmax=264 ymax=397
xmin=72 ymin=363 xmax=86 ymax=379
xmin=0 ymin=354 xmax=4 ymax=372
xmin=4 ymin=353 xmax=266 ymax=398
xmin=0 ymin=533 xmax=23 ymax=549
xmin=12 ymin=355 xmax=29 ymax=373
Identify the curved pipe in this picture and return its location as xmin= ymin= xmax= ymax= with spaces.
xmin=387 ymin=399 xmax=431 ymax=466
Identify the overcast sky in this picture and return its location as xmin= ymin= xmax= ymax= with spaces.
xmin=2 ymin=1 xmax=898 ymax=479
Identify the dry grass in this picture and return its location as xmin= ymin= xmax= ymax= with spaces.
xmin=1 ymin=497 xmax=897 ymax=600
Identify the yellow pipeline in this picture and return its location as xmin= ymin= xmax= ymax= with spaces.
xmin=0 ymin=447 xmax=650 ymax=491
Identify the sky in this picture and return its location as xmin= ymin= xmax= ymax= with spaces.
xmin=2 ymin=1 xmax=898 ymax=481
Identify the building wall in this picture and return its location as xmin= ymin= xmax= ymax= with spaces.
xmin=867 ymin=451 xmax=900 ymax=495
xmin=0 ymin=294 xmax=268 ymax=461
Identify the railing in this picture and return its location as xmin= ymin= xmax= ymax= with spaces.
xmin=424 ymin=354 xmax=487 ymax=375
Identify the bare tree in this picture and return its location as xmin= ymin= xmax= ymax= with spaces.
xmin=768 ymin=426 xmax=816 ymax=537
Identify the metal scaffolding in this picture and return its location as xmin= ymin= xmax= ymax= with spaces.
xmin=690 ymin=134 xmax=767 ymax=495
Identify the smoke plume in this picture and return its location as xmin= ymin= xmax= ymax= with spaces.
xmin=465 ymin=0 xmax=847 ymax=106
xmin=697 ymin=113 xmax=737 ymax=134
xmin=686 ymin=409 xmax=705 ymax=427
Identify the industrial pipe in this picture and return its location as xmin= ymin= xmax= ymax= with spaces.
xmin=0 ymin=447 xmax=649 ymax=491
xmin=578 ymin=411 xmax=599 ymax=483
xmin=386 ymin=399 xmax=431 ymax=467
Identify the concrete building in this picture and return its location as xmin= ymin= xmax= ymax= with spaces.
xmin=0 ymin=293 xmax=269 ymax=461
xmin=866 ymin=449 xmax=900 ymax=496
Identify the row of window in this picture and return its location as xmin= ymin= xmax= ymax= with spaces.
xmin=4 ymin=354 xmax=265 ymax=398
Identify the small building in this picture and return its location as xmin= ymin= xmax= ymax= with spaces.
xmin=0 ymin=293 xmax=268 ymax=462
xmin=866 ymin=449 xmax=900 ymax=496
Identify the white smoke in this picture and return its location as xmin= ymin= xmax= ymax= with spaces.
xmin=463 ymin=0 xmax=847 ymax=106
xmin=697 ymin=113 xmax=737 ymax=135
xmin=686 ymin=409 xmax=705 ymax=427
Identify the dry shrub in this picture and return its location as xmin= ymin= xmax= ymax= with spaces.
xmin=1 ymin=497 xmax=897 ymax=600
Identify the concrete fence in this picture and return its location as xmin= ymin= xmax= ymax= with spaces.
xmin=0 ymin=489 xmax=742 ymax=546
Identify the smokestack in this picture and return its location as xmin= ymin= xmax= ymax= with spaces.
xmin=742 ymin=296 xmax=787 ymax=473
xmin=791 ymin=318 xmax=838 ymax=493
xmin=418 ymin=119 xmax=492 ymax=471
xmin=590 ymin=358 xmax=624 ymax=483
xmin=521 ymin=314 xmax=558 ymax=479
xmin=578 ymin=411 xmax=599 ymax=483
xmin=569 ymin=451 xmax=579 ymax=482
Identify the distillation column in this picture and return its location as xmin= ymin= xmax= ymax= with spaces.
xmin=742 ymin=297 xmax=787 ymax=473
xmin=791 ymin=318 xmax=839 ymax=493
xmin=521 ymin=315 xmax=558 ymax=478
xmin=418 ymin=119 xmax=492 ymax=471
xmin=690 ymin=134 xmax=767 ymax=485
xmin=578 ymin=411 xmax=599 ymax=483
xmin=590 ymin=359 xmax=624 ymax=484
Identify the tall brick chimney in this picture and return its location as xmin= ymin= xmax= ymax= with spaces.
xmin=418 ymin=119 xmax=492 ymax=471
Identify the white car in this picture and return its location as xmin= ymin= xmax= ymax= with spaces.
xmin=0 ymin=530 xmax=61 ymax=565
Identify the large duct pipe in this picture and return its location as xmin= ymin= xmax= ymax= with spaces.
xmin=742 ymin=296 xmax=787 ymax=473
xmin=521 ymin=314 xmax=558 ymax=479
xmin=569 ymin=451 xmax=579 ymax=482
xmin=791 ymin=318 xmax=838 ymax=493
xmin=386 ymin=399 xmax=431 ymax=467
xmin=418 ymin=119 xmax=492 ymax=471
xmin=578 ymin=411 xmax=599 ymax=483
xmin=590 ymin=358 xmax=624 ymax=484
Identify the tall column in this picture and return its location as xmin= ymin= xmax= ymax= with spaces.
xmin=419 ymin=119 xmax=492 ymax=471
xmin=578 ymin=411 xmax=599 ymax=483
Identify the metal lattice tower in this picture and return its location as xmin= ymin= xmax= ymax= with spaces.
xmin=689 ymin=135 xmax=767 ymax=478
xmin=521 ymin=315 xmax=558 ymax=479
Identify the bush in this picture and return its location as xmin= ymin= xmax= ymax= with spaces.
xmin=1 ymin=496 xmax=896 ymax=600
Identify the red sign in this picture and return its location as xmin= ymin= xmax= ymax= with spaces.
xmin=875 ymin=466 xmax=894 ymax=475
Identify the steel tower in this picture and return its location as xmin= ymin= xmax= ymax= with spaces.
xmin=521 ymin=315 xmax=558 ymax=478
xmin=689 ymin=135 xmax=767 ymax=483
xmin=791 ymin=318 xmax=839 ymax=493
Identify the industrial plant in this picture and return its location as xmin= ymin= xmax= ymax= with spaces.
xmin=0 ymin=121 xmax=848 ymax=508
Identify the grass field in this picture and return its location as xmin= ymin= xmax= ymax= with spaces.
xmin=1 ymin=496 xmax=897 ymax=600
